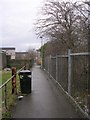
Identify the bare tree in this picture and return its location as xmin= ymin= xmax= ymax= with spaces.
xmin=26 ymin=48 xmax=36 ymax=60
xmin=35 ymin=0 xmax=88 ymax=53
xmin=73 ymin=1 xmax=90 ymax=51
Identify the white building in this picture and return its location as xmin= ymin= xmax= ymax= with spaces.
xmin=1 ymin=47 xmax=15 ymax=59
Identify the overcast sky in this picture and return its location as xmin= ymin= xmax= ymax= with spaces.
xmin=0 ymin=0 xmax=83 ymax=52
xmin=0 ymin=0 xmax=44 ymax=52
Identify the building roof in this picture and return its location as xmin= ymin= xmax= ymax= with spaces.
xmin=16 ymin=52 xmax=28 ymax=54
xmin=0 ymin=47 xmax=15 ymax=50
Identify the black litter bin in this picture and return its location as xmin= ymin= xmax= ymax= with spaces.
xmin=18 ymin=70 xmax=32 ymax=94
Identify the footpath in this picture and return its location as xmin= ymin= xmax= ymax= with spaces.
xmin=13 ymin=65 xmax=81 ymax=118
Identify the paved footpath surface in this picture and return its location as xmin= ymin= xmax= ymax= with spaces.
xmin=13 ymin=65 xmax=81 ymax=118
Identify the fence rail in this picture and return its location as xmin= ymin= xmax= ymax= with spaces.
xmin=44 ymin=49 xmax=90 ymax=118
xmin=0 ymin=66 xmax=25 ymax=110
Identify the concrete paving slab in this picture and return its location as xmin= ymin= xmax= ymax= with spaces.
xmin=13 ymin=65 xmax=81 ymax=118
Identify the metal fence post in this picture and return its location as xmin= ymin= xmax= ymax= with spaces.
xmin=4 ymin=84 xmax=7 ymax=109
xmin=48 ymin=56 xmax=49 ymax=74
xmin=56 ymin=55 xmax=58 ymax=81
xmin=88 ymin=51 xmax=90 ymax=115
xmin=49 ymin=55 xmax=51 ymax=76
xmin=68 ymin=49 xmax=71 ymax=95
xmin=88 ymin=13 xmax=90 ymax=115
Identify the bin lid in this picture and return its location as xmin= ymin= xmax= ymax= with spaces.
xmin=19 ymin=70 xmax=31 ymax=75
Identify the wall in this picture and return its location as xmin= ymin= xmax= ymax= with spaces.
xmin=0 ymin=52 xmax=7 ymax=69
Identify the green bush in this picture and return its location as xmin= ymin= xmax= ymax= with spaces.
xmin=8 ymin=59 xmax=34 ymax=69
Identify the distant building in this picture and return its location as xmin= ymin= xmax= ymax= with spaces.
xmin=1 ymin=47 xmax=15 ymax=59
xmin=15 ymin=52 xmax=29 ymax=60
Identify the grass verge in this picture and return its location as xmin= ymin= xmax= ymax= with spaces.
xmin=1 ymin=70 xmax=20 ymax=118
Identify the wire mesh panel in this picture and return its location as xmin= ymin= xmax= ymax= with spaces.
xmin=48 ymin=56 xmax=51 ymax=75
xmin=71 ymin=55 xmax=89 ymax=112
xmin=57 ymin=57 xmax=68 ymax=92
xmin=44 ymin=57 xmax=48 ymax=71
xmin=51 ymin=57 xmax=56 ymax=80
xmin=44 ymin=57 xmax=47 ymax=70
xmin=44 ymin=52 xmax=90 ymax=116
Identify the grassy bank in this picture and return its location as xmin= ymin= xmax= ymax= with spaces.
xmin=1 ymin=70 xmax=20 ymax=118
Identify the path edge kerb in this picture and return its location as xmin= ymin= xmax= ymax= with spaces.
xmin=42 ymin=68 xmax=90 ymax=119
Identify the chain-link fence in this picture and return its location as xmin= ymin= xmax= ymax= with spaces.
xmin=44 ymin=50 xmax=90 ymax=116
